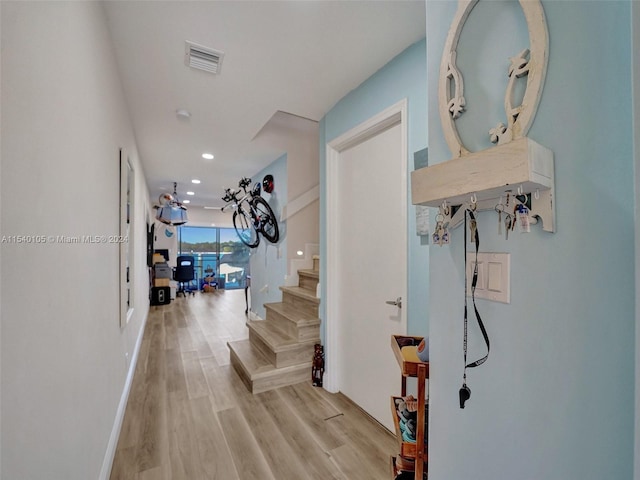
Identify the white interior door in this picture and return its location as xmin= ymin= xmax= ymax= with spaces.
xmin=327 ymin=102 xmax=407 ymax=431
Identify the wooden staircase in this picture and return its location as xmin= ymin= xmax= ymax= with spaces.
xmin=228 ymin=257 xmax=320 ymax=394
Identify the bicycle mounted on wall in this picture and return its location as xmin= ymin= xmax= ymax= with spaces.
xmin=222 ymin=177 xmax=279 ymax=248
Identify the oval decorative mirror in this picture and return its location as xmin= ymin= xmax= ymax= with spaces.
xmin=438 ymin=0 xmax=549 ymax=158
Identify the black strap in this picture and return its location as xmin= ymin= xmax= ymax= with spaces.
xmin=463 ymin=209 xmax=490 ymax=385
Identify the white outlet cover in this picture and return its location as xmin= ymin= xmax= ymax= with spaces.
xmin=466 ymin=252 xmax=510 ymax=304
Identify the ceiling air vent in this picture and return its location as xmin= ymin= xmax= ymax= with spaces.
xmin=185 ymin=41 xmax=224 ymax=74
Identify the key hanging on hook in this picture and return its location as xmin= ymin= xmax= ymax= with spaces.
xmin=495 ymin=202 xmax=504 ymax=235
xmin=517 ymin=203 xmax=531 ymax=233
xmin=433 ymin=213 xmax=443 ymax=246
xmin=433 ymin=212 xmax=449 ymax=246
xmin=469 ymin=217 xmax=477 ymax=244
xmin=504 ymin=213 xmax=512 ymax=240
xmin=441 ymin=199 xmax=450 ymax=217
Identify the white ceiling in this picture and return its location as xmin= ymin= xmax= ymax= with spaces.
xmin=103 ymin=0 xmax=426 ymax=211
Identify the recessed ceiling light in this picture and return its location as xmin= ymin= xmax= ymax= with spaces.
xmin=191 ymin=179 xmax=201 ymax=184
xmin=186 ymin=191 xmax=195 ymax=196
xmin=297 ymin=250 xmax=304 ymax=256
xmin=211 ymin=223 xmax=216 ymax=226
xmin=202 ymin=153 xmax=214 ymax=160
xmin=176 ymin=108 xmax=191 ymax=119
xmin=182 ymin=200 xmax=190 ymax=204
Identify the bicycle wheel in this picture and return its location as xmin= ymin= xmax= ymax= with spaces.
xmin=252 ymin=196 xmax=279 ymax=243
xmin=233 ymin=208 xmax=260 ymax=248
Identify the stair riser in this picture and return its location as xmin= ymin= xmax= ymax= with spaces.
xmin=298 ymin=274 xmax=319 ymax=292
xmin=282 ymin=292 xmax=318 ymax=317
xmin=229 ymin=344 xmax=310 ymax=394
xmin=249 ymin=330 xmax=277 ymax=366
xmin=252 ymin=365 xmax=310 ymax=394
xmin=296 ymin=324 xmax=320 ymax=343
xmin=274 ymin=321 xmax=318 ymax=342
xmin=229 ymin=347 xmax=254 ymax=393
xmin=265 ymin=308 xmax=319 ymax=342
xmin=267 ymin=318 xmax=319 ymax=343
xmin=249 ymin=329 xmax=316 ymax=369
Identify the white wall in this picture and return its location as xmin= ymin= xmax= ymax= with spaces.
xmin=181 ymin=207 xmax=234 ymax=229
xmin=251 ymin=111 xmax=320 ymax=280
xmin=283 ymin=120 xmax=319 ymax=270
xmin=1 ymin=2 xmax=150 ymax=479
xmin=247 ymin=111 xmax=319 ymax=315
xmin=153 ymin=222 xmax=178 ymax=268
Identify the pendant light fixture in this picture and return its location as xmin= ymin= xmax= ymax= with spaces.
xmin=156 ymin=182 xmax=189 ymax=226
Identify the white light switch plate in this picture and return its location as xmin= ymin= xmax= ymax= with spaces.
xmin=466 ymin=252 xmax=510 ymax=303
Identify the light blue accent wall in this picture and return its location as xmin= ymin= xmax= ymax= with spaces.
xmin=427 ymin=1 xmax=635 ymax=479
xmin=319 ymin=38 xmax=428 ymax=344
xmin=249 ymin=153 xmax=287 ymax=319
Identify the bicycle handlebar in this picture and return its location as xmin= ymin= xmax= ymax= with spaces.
xmin=221 ymin=176 xmax=260 ymax=211
xmin=221 ymin=186 xmax=250 ymax=212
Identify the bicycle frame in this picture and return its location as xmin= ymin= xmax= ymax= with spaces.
xmin=223 ymin=182 xmax=262 ymax=228
xmin=223 ymin=177 xmax=279 ymax=247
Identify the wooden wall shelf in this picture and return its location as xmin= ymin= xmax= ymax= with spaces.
xmin=410 ymin=137 xmax=555 ymax=232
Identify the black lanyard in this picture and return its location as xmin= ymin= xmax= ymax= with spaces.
xmin=461 ymin=209 xmax=490 ymax=406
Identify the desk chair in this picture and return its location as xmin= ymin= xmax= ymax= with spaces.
xmin=174 ymin=256 xmax=196 ymax=297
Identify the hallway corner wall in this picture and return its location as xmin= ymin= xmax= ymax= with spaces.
xmin=249 ymin=154 xmax=288 ymax=319
xmin=1 ymin=2 xmax=151 ymax=479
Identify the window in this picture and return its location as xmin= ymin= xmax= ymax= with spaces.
xmin=178 ymin=226 xmax=250 ymax=290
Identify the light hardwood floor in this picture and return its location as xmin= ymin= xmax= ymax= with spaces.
xmin=110 ymin=290 xmax=397 ymax=480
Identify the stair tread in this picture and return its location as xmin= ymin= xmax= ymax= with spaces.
xmin=248 ymin=320 xmax=319 ymax=351
xmin=264 ymin=302 xmax=320 ymax=326
xmin=227 ymin=339 xmax=274 ymax=376
xmin=298 ymin=269 xmax=319 ymax=279
xmin=228 ymin=339 xmax=311 ymax=380
xmin=280 ymin=286 xmax=320 ymax=304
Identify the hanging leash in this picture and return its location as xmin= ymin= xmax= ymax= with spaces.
xmin=460 ymin=208 xmax=490 ymax=408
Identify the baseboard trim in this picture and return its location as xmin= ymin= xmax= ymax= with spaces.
xmin=98 ymin=312 xmax=149 ymax=480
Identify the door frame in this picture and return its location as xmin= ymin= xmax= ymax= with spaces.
xmin=325 ymin=98 xmax=408 ymax=393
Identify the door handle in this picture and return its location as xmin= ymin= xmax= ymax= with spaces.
xmin=385 ymin=297 xmax=402 ymax=309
